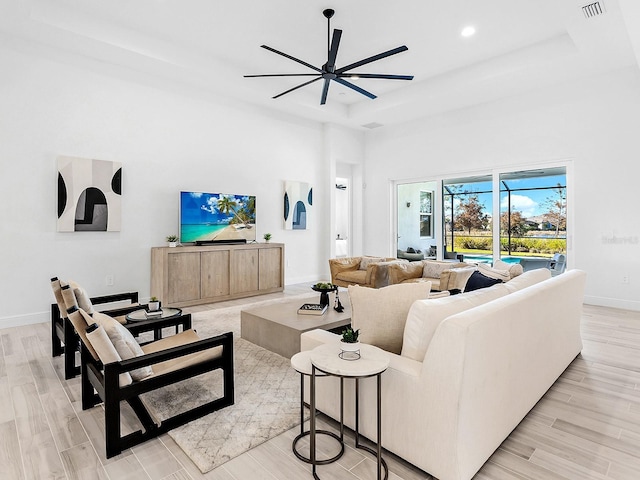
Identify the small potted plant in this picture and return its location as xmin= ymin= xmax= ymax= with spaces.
xmin=148 ymin=296 xmax=160 ymax=311
xmin=340 ymin=326 xmax=361 ymax=360
xmin=166 ymin=235 xmax=179 ymax=247
xmin=263 ymin=233 xmax=272 ymax=243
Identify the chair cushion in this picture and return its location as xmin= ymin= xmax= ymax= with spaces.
xmin=89 ymin=311 xmax=153 ymax=381
xmin=359 ymin=256 xmax=385 ymax=270
xmin=85 ymin=324 xmax=133 ymax=386
xmin=141 ymin=329 xmax=224 ymax=377
xmin=67 ymin=308 xmax=100 ymax=361
xmin=335 ymin=269 xmax=368 ymax=285
xmin=348 ymin=282 xmax=432 ymax=354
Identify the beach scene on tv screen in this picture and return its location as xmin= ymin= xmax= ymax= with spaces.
xmin=180 ymin=192 xmax=256 ymax=243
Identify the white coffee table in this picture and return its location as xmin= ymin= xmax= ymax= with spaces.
xmin=309 ymin=343 xmax=390 ymax=480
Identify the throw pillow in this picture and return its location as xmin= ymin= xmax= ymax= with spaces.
xmin=493 ymin=259 xmax=524 ymax=278
xmin=73 ymin=286 xmax=95 ymax=314
xmin=464 ymin=271 xmax=502 ymax=292
xmin=359 ymin=256 xmax=385 ymax=270
xmin=439 ymin=266 xmax=477 ymax=291
xmin=477 ymin=262 xmax=510 ymax=282
xmin=421 ymin=261 xmax=451 ymax=279
xmin=348 ymin=282 xmax=432 ymax=354
xmin=406 ymin=247 xmax=416 ymax=253
xmin=88 ymin=311 xmax=153 ymax=381
xmin=85 ymin=323 xmax=133 ymax=387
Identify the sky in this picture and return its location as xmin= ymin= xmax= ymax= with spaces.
xmin=445 ymin=174 xmax=566 ymax=219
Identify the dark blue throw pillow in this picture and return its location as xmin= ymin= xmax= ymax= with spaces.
xmin=464 ymin=271 xmax=502 ymax=292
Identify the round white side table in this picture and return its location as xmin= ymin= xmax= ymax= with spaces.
xmin=310 ymin=342 xmax=390 ymax=480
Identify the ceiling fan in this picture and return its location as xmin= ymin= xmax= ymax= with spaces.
xmin=244 ymin=8 xmax=413 ymax=105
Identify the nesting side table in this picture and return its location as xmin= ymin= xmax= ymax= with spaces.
xmin=309 ymin=343 xmax=390 ymax=480
xmin=290 ymin=351 xmax=345 ymax=464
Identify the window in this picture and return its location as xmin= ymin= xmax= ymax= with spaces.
xmin=419 ymin=191 xmax=433 ymax=237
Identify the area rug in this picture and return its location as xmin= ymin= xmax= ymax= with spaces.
xmin=141 ymin=294 xmax=314 ymax=473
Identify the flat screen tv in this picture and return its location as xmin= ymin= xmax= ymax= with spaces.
xmin=180 ymin=191 xmax=256 ymax=244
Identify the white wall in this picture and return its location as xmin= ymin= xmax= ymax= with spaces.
xmin=364 ymin=67 xmax=640 ymax=311
xmin=0 ymin=45 xmax=363 ymax=327
xmin=397 ymin=182 xmax=437 ymax=252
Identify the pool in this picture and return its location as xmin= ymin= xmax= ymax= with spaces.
xmin=460 ymin=254 xmax=528 ymax=264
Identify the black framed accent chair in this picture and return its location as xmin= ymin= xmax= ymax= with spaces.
xmin=66 ymin=305 xmax=234 ymax=458
xmin=51 ymin=277 xmax=142 ymax=379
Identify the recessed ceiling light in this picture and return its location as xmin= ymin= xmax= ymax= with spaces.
xmin=461 ymin=26 xmax=476 ymax=37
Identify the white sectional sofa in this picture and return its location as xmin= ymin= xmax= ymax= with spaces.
xmin=301 ymin=268 xmax=587 ymax=480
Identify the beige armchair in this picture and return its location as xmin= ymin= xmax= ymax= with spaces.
xmin=328 ymin=256 xmax=400 ymax=288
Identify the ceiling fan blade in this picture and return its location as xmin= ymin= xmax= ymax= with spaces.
xmin=336 ymin=46 xmax=408 ymax=74
xmin=320 ymin=79 xmax=331 ymax=105
xmin=337 ymin=73 xmax=414 ymax=80
xmin=244 ymin=73 xmax=321 ymax=78
xmin=326 ymin=29 xmax=342 ymax=71
xmin=260 ymin=45 xmax=322 ymax=73
xmin=334 ymin=77 xmax=377 ymax=100
xmin=272 ymin=77 xmax=322 ymax=99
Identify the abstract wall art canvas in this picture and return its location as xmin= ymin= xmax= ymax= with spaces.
xmin=283 ymin=180 xmax=312 ymax=230
xmin=57 ymin=156 xmax=122 ymax=232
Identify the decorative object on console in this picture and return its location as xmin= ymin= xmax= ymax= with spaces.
xmin=244 ymin=9 xmax=413 ymax=105
xmin=263 ymin=232 xmax=272 ymax=242
xmin=166 ymin=235 xmax=179 ymax=247
xmin=283 ymin=180 xmax=312 ymax=230
xmin=57 ymin=155 xmax=122 ymax=232
xmin=340 ymin=326 xmax=361 ymax=360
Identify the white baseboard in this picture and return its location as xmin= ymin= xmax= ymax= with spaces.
xmin=0 ymin=311 xmax=49 ymax=329
xmin=584 ymin=295 xmax=640 ymax=312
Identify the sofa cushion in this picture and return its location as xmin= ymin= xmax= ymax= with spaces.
xmin=401 ymin=283 xmax=510 ymax=361
xmin=464 ymin=271 xmax=503 ymax=292
xmin=349 ymin=282 xmax=432 ymax=354
xmin=388 ymin=261 xmax=424 ymax=284
xmin=359 ymin=256 xmax=385 ymax=270
xmin=504 ymin=268 xmax=551 ymax=293
xmin=335 ymin=269 xmax=368 ymax=285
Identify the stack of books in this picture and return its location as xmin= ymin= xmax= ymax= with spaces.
xmin=297 ymin=303 xmax=327 ymax=316
xmin=145 ymin=309 xmax=163 ymax=317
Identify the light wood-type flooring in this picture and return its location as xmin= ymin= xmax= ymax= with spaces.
xmin=1 ymin=284 xmax=640 ymax=479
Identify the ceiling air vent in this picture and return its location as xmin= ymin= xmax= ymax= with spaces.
xmin=362 ymin=122 xmax=384 ymax=129
xmin=582 ymin=2 xmax=605 ymax=19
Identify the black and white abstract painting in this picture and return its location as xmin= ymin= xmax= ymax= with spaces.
xmin=283 ymin=180 xmax=312 ymax=230
xmin=57 ymin=156 xmax=122 ymax=232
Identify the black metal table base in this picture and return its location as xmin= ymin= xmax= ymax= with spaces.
xmin=292 ymin=374 xmax=345 ymax=465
